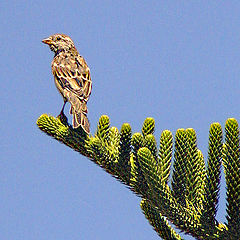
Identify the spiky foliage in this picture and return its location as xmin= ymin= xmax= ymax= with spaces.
xmin=118 ymin=123 xmax=132 ymax=184
xmin=171 ymin=129 xmax=188 ymax=207
xmin=200 ymin=123 xmax=222 ymax=237
xmin=37 ymin=114 xmax=88 ymax=155
xmin=140 ymin=199 xmax=182 ymax=240
xmin=221 ymin=119 xmax=240 ymax=239
xmin=37 ymin=114 xmax=240 ymax=240
xmin=130 ymin=118 xmax=157 ymax=195
xmin=184 ymin=128 xmax=201 ymax=209
xmin=142 ymin=117 xmax=155 ymax=137
xmin=130 ymin=132 xmax=147 ymax=195
xmin=137 ymin=147 xmax=201 ymax=237
xmin=195 ymin=150 xmax=206 ymax=211
xmin=158 ymin=130 xmax=173 ymax=184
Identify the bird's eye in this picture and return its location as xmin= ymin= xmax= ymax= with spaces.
xmin=56 ymin=37 xmax=61 ymax=40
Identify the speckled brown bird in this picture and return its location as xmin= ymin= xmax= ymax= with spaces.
xmin=42 ymin=34 xmax=92 ymax=134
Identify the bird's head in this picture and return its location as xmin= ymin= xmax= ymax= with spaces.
xmin=42 ymin=34 xmax=75 ymax=53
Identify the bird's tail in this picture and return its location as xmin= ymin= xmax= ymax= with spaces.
xmin=70 ymin=99 xmax=90 ymax=134
xmin=64 ymin=89 xmax=90 ymax=134
xmin=72 ymin=109 xmax=90 ymax=134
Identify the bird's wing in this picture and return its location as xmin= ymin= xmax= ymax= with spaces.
xmin=52 ymin=56 xmax=92 ymax=102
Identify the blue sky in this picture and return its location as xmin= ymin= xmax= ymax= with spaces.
xmin=1 ymin=1 xmax=240 ymax=239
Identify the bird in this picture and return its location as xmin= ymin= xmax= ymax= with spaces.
xmin=42 ymin=34 xmax=92 ymax=134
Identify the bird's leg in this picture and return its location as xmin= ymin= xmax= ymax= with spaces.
xmin=57 ymin=100 xmax=68 ymax=126
xmin=59 ymin=100 xmax=67 ymax=116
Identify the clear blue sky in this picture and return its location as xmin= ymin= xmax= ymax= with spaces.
xmin=1 ymin=1 xmax=240 ymax=239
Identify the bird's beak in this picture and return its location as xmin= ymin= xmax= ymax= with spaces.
xmin=42 ymin=37 xmax=53 ymax=45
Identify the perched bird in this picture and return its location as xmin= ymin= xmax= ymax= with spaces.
xmin=42 ymin=34 xmax=92 ymax=134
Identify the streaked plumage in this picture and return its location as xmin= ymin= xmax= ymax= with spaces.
xmin=42 ymin=34 xmax=92 ymax=134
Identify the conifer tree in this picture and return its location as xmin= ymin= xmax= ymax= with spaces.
xmin=37 ymin=114 xmax=240 ymax=240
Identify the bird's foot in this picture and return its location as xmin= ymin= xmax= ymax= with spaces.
xmin=57 ymin=112 xmax=69 ymax=126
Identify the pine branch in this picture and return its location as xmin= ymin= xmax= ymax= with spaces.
xmin=37 ymin=113 xmax=240 ymax=239
xmin=144 ymin=134 xmax=158 ymax=161
xmin=158 ymin=130 xmax=173 ymax=184
xmin=142 ymin=117 xmax=155 ymax=137
xmin=37 ymin=114 xmax=89 ymax=156
xmin=117 ymin=123 xmax=132 ymax=185
xmin=184 ymin=128 xmax=200 ymax=209
xmin=96 ymin=114 xmax=110 ymax=142
xmin=200 ymin=123 xmax=222 ymax=237
xmin=195 ymin=150 xmax=206 ymax=211
xmin=137 ymin=147 xmax=201 ymax=237
xmin=141 ymin=199 xmax=183 ymax=240
xmin=130 ymin=132 xmax=148 ymax=195
xmin=171 ymin=129 xmax=188 ymax=207
xmin=87 ymin=116 xmax=119 ymax=174
xmin=222 ymin=118 xmax=240 ymax=239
